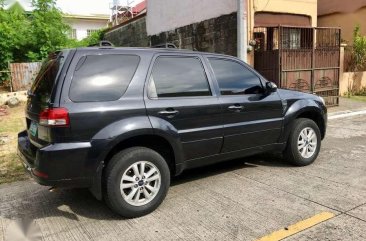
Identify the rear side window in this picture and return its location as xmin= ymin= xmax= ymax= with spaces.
xmin=31 ymin=51 xmax=66 ymax=103
xmin=69 ymin=54 xmax=140 ymax=102
xmin=149 ymin=56 xmax=211 ymax=98
xmin=208 ymin=58 xmax=263 ymax=95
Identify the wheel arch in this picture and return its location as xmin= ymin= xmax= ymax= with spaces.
xmin=90 ymin=133 xmax=182 ymax=200
xmin=103 ymin=134 xmax=178 ymax=176
xmin=296 ymin=111 xmax=326 ymax=139
xmin=281 ymin=99 xmax=327 ymax=143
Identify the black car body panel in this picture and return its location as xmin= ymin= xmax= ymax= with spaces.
xmin=18 ymin=47 xmax=327 ymax=199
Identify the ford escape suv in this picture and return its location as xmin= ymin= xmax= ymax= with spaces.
xmin=18 ymin=47 xmax=327 ymax=218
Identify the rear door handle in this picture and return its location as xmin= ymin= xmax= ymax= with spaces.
xmin=158 ymin=109 xmax=179 ymax=117
xmin=228 ymin=104 xmax=244 ymax=111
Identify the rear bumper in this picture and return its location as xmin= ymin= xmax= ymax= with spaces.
xmin=17 ymin=130 xmax=92 ymax=187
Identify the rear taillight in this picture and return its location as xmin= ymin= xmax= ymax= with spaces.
xmin=39 ymin=108 xmax=70 ymax=127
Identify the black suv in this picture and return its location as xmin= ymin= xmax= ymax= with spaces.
xmin=18 ymin=47 xmax=327 ymax=218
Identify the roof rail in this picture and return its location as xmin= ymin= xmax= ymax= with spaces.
xmin=151 ymin=43 xmax=177 ymax=49
xmin=88 ymin=41 xmax=114 ymax=47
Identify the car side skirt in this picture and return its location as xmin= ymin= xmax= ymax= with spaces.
xmin=176 ymin=143 xmax=286 ymax=175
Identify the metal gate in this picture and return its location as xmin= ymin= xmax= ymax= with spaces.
xmin=10 ymin=62 xmax=42 ymax=92
xmin=254 ymin=26 xmax=341 ymax=106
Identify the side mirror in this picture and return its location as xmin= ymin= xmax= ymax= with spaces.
xmin=265 ymin=82 xmax=277 ymax=93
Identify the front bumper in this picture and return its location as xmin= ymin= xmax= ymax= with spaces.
xmin=17 ymin=130 xmax=92 ymax=187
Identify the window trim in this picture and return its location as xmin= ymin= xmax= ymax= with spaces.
xmin=68 ymin=54 xmax=141 ymax=103
xmin=86 ymin=29 xmax=98 ymax=37
xmin=207 ymin=56 xmax=265 ymax=96
xmin=147 ymin=55 xmax=214 ymax=100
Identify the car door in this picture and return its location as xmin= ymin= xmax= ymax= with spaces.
xmin=144 ymin=53 xmax=223 ymax=161
xmin=206 ymin=56 xmax=284 ymax=153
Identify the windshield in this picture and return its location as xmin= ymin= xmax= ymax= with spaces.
xmin=30 ymin=51 xmax=67 ymax=104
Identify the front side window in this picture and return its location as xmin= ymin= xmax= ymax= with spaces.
xmin=149 ymin=56 xmax=211 ymax=98
xmin=208 ymin=58 xmax=263 ymax=95
xmin=69 ymin=54 xmax=140 ymax=102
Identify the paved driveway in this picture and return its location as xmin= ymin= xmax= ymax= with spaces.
xmin=1 ymin=114 xmax=366 ymax=241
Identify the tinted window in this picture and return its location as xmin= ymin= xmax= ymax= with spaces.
xmin=69 ymin=54 xmax=139 ymax=102
xmin=209 ymin=58 xmax=263 ymax=95
xmin=149 ymin=56 xmax=211 ymax=98
xmin=31 ymin=51 xmax=66 ymax=103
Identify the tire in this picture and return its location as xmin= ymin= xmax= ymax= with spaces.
xmin=104 ymin=147 xmax=170 ymax=218
xmin=283 ymin=118 xmax=321 ymax=166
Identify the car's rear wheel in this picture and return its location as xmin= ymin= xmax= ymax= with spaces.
xmin=283 ymin=118 xmax=321 ymax=166
xmin=104 ymin=147 xmax=170 ymax=218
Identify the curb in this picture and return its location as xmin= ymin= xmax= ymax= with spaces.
xmin=328 ymin=109 xmax=366 ymax=120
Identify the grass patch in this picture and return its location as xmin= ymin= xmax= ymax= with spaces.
xmin=350 ymin=96 xmax=366 ymax=102
xmin=0 ymin=104 xmax=28 ymax=184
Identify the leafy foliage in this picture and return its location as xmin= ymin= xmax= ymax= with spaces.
xmin=346 ymin=26 xmax=366 ymax=97
xmin=0 ymin=2 xmax=31 ymax=84
xmin=26 ymin=0 xmax=71 ymax=61
xmin=352 ymin=25 xmax=366 ymax=71
xmin=0 ymin=0 xmax=105 ymax=84
xmin=66 ymin=29 xmax=106 ymax=48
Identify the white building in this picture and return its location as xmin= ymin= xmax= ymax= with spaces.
xmin=4 ymin=0 xmax=109 ymax=41
xmin=63 ymin=14 xmax=109 ymax=40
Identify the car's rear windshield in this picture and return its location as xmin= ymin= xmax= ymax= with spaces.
xmin=30 ymin=51 xmax=68 ymax=103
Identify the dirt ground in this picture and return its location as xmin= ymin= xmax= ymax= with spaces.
xmin=0 ymin=103 xmax=28 ymax=184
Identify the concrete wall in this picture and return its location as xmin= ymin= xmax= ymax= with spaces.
xmin=318 ymin=7 xmax=366 ymax=44
xmin=104 ymin=16 xmax=149 ymax=47
xmin=340 ymin=72 xmax=366 ymax=96
xmin=105 ymin=0 xmax=317 ymax=64
xmin=104 ymin=13 xmax=238 ymax=57
xmin=150 ymin=13 xmax=237 ymax=56
xmin=147 ymin=0 xmax=317 ymax=36
xmin=64 ymin=18 xmax=108 ymax=40
xmin=146 ymin=0 xmax=237 ymax=36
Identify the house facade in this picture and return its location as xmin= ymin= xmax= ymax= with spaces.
xmin=105 ymin=0 xmax=317 ymax=65
xmin=63 ymin=14 xmax=109 ymax=40
xmin=4 ymin=0 xmax=109 ymax=41
xmin=147 ymin=0 xmax=317 ymax=36
xmin=148 ymin=0 xmax=317 ymax=65
xmin=318 ymin=0 xmax=366 ymax=43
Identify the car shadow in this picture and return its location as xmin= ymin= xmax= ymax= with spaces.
xmin=172 ymin=152 xmax=292 ymax=186
xmin=1 ymin=153 xmax=294 ymax=222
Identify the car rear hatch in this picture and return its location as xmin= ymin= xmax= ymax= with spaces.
xmin=26 ymin=51 xmax=70 ymax=150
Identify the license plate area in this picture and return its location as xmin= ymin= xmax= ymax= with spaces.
xmin=29 ymin=122 xmax=38 ymax=137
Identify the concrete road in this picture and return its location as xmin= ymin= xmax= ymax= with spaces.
xmin=1 ymin=114 xmax=366 ymax=241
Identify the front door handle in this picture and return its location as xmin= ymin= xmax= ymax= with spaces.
xmin=158 ymin=109 xmax=179 ymax=117
xmin=228 ymin=104 xmax=244 ymax=111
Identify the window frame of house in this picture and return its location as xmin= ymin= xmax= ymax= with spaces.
xmin=282 ymin=28 xmax=301 ymax=50
xmin=69 ymin=29 xmax=77 ymax=39
xmin=86 ymin=29 xmax=99 ymax=37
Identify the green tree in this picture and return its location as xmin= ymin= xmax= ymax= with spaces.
xmin=27 ymin=0 xmax=71 ymax=61
xmin=0 ymin=2 xmax=30 ymax=83
xmin=347 ymin=26 xmax=366 ymax=97
xmin=352 ymin=25 xmax=366 ymax=71
xmin=0 ymin=0 xmax=105 ymax=85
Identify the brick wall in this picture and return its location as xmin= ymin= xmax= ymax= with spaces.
xmin=104 ymin=12 xmax=238 ymax=57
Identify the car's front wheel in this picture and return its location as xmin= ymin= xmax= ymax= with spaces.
xmin=283 ymin=118 xmax=321 ymax=166
xmin=104 ymin=147 xmax=170 ymax=218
